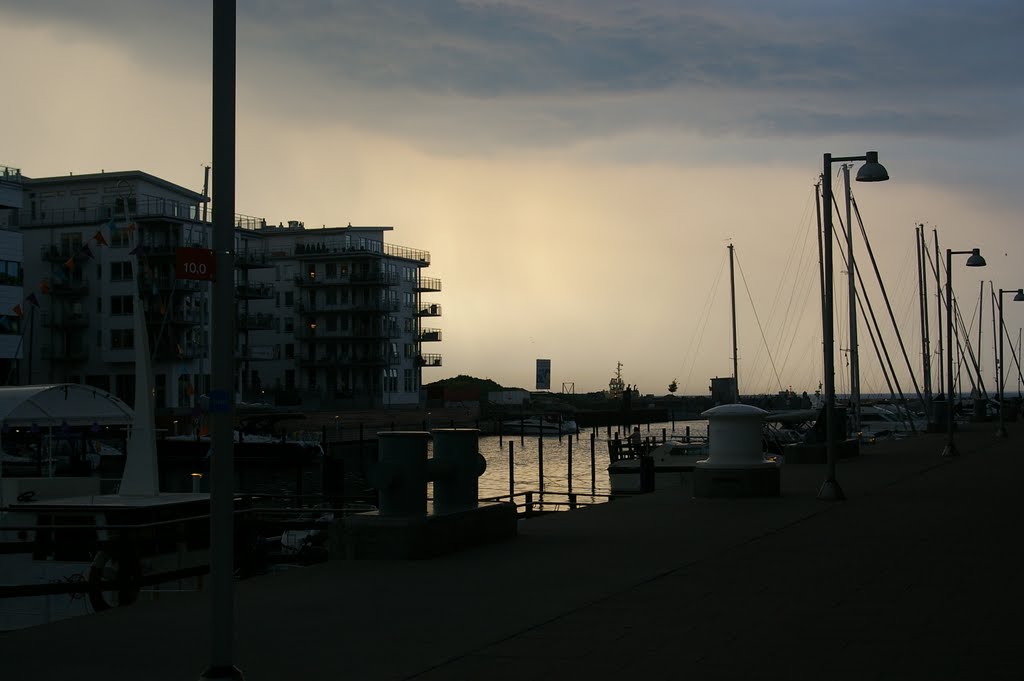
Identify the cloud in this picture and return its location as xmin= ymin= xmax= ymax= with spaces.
xmin=4 ymin=0 xmax=1022 ymax=147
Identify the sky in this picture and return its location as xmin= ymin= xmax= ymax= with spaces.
xmin=2 ymin=1 xmax=1023 ymax=397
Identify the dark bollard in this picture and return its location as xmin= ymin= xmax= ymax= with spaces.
xmin=538 ymin=436 xmax=544 ymax=492
xmin=606 ymin=423 xmax=611 ymax=437
xmin=391 ymin=421 xmax=395 ymax=432
xmin=525 ymin=490 xmax=534 ymax=517
xmin=686 ymin=425 xmax=690 ymax=443
xmin=590 ymin=433 xmax=596 ymax=494
xmin=639 ymin=454 xmax=655 ymax=493
xmin=569 ymin=493 xmax=577 ymax=510
xmin=567 ymin=437 xmax=573 ymax=495
xmin=662 ymin=427 xmax=667 ymax=444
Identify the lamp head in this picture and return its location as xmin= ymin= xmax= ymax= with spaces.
xmin=966 ymin=248 xmax=986 ymax=267
xmin=856 ymin=151 xmax=889 ymax=182
xmin=1014 ymin=289 xmax=1024 ymax=302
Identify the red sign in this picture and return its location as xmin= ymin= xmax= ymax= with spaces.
xmin=175 ymin=247 xmax=216 ymax=281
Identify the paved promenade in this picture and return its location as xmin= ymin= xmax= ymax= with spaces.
xmin=3 ymin=422 xmax=1021 ymax=680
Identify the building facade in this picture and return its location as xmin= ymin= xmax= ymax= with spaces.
xmin=0 ymin=168 xmax=441 ymax=413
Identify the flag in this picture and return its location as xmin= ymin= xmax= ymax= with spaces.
xmin=64 ymin=257 xmax=76 ymax=271
xmin=126 ymin=222 xmax=136 ymax=235
xmin=26 ymin=293 xmax=39 ymax=307
xmin=13 ymin=304 xmax=23 ymax=318
xmin=39 ymin=280 xmax=51 ymax=294
xmin=80 ymin=244 xmax=94 ymax=260
xmin=129 ymin=244 xmax=144 ymax=256
xmin=93 ymin=230 xmax=108 ymax=246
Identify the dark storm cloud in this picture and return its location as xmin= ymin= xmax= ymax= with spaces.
xmin=3 ymin=0 xmax=1022 ymax=139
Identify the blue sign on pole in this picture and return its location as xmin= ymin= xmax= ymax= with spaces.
xmin=536 ymin=359 xmax=551 ymax=390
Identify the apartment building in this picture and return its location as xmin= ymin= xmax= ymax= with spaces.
xmin=1 ymin=168 xmax=441 ymax=413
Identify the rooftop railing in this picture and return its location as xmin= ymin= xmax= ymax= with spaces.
xmin=1 ymin=165 xmax=22 ymax=183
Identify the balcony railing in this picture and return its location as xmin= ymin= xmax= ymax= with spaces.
xmin=417 ymin=353 xmax=443 ymax=367
xmin=418 ymin=328 xmax=442 ymax=342
xmin=50 ymin=281 xmax=89 ymax=297
xmin=237 ymin=345 xmax=280 ymax=361
xmin=292 ymin=239 xmax=430 ymax=264
xmin=41 ymin=345 xmax=89 ymax=361
xmin=236 ymin=282 xmax=275 ymax=299
xmin=41 ymin=311 xmax=90 ymax=328
xmin=415 ymin=276 xmax=442 ymax=292
xmin=294 ymin=271 xmax=399 ymax=287
xmin=236 ymin=248 xmax=273 ymax=268
xmin=417 ymin=303 xmax=442 ymax=317
xmin=237 ymin=313 xmax=275 ymax=331
xmin=1 ymin=165 xmax=23 ymax=183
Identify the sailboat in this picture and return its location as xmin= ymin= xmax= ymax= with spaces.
xmin=0 ymin=216 xmax=220 ymax=630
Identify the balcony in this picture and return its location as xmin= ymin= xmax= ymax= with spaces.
xmin=148 ymin=309 xmax=204 ymax=326
xmin=417 ymin=303 xmax=442 ymax=317
xmin=294 ymin=272 xmax=398 ymax=287
xmin=418 ymin=328 xmax=442 ymax=342
xmin=237 ymin=313 xmax=275 ymax=331
xmin=416 ymin=353 xmax=443 ymax=367
xmin=153 ymin=342 xmax=208 ymax=361
xmin=40 ymin=245 xmax=90 ymax=263
xmin=40 ymin=345 xmax=89 ymax=362
xmin=292 ymin=239 xmax=430 ymax=264
xmin=296 ymin=323 xmax=394 ymax=341
xmin=235 ymin=248 xmax=273 ymax=269
xmin=237 ymin=345 xmax=280 ymax=361
xmin=236 ymin=282 xmax=275 ymax=299
xmin=415 ymin=276 xmax=442 ymax=293
xmin=50 ymin=281 xmax=89 ymax=297
xmin=41 ymin=311 xmax=90 ymax=329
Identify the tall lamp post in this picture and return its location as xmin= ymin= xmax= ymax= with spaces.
xmin=942 ymin=247 xmax=987 ymax=457
xmin=818 ymin=152 xmax=889 ymax=501
xmin=995 ymin=288 xmax=1024 ymax=438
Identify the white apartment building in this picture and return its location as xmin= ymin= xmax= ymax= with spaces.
xmin=1 ymin=168 xmax=441 ymax=415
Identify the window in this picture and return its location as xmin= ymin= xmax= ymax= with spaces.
xmin=284 ymin=291 xmax=294 ymax=307
xmin=284 ymin=317 xmax=294 ymax=333
xmin=110 ymin=295 xmax=133 ymax=315
xmin=404 ymin=369 xmax=413 ymax=392
xmin=325 ymin=289 xmax=336 ymax=305
xmin=110 ymin=261 xmax=133 ymax=281
xmin=326 ymin=263 xmax=337 ymax=279
xmin=111 ymin=328 xmax=134 ymax=349
xmin=111 ymin=228 xmax=130 ymax=248
xmin=285 ymin=344 xmax=294 ymax=359
xmin=285 ymin=369 xmax=295 ymax=389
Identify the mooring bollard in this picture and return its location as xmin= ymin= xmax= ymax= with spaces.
xmin=371 ymin=431 xmax=430 ymax=516
xmin=431 ymin=428 xmax=485 ymax=513
xmin=662 ymin=427 xmax=667 ymax=444
xmin=525 ymin=490 xmax=534 ymax=516
xmin=191 ymin=472 xmax=203 ymax=494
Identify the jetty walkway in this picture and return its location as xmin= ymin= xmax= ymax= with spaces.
xmin=3 ymin=422 xmax=1021 ymax=680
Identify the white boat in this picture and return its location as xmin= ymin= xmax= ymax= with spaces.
xmin=854 ymin=405 xmax=925 ymax=441
xmin=501 ymin=415 xmax=579 ymax=436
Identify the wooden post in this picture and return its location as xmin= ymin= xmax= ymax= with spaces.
xmin=662 ymin=427 xmax=667 ymax=444
xmin=525 ymin=490 xmax=533 ymax=517
xmin=590 ymin=433 xmax=596 ymax=495
xmin=538 ymin=436 xmax=544 ymax=492
xmin=508 ymin=440 xmax=515 ymax=501
xmin=567 ymin=436 xmax=573 ymax=495
xmin=569 ymin=493 xmax=577 ymax=510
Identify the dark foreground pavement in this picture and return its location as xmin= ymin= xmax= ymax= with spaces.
xmin=3 ymin=422 xmax=1022 ymax=681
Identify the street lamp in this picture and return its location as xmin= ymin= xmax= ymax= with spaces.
xmin=995 ymin=288 xmax=1024 ymax=438
xmin=942 ymin=248 xmax=987 ymax=456
xmin=818 ymin=151 xmax=889 ymax=501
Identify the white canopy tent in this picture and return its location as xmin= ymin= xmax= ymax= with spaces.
xmin=0 ymin=384 xmax=134 ymax=429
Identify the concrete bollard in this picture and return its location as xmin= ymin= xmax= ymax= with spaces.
xmin=694 ymin=404 xmax=779 ymax=497
xmin=431 ymin=428 xmax=486 ymax=513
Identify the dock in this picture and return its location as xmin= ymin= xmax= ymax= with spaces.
xmin=2 ymin=422 xmax=1021 ymax=680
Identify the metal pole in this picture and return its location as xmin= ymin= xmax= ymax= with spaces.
xmin=943 ymin=248 xmax=957 ymax=457
xmin=818 ymin=154 xmax=843 ymax=500
xmin=202 ymin=0 xmax=241 ymax=678
xmin=917 ymin=225 xmax=933 ymax=426
xmin=933 ymin=230 xmax=944 ymax=395
xmin=728 ymin=242 xmax=739 ymax=402
xmin=508 ymin=440 xmax=514 ymax=501
xmin=844 ymin=164 xmax=859 ymax=435
xmin=997 ymin=289 xmax=1007 ymax=438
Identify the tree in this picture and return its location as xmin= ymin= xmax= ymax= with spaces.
xmin=668 ymin=379 xmax=678 ymax=393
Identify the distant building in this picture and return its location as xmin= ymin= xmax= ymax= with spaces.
xmin=0 ymin=166 xmax=24 ymax=382
xmin=0 ymin=167 xmax=441 ymax=413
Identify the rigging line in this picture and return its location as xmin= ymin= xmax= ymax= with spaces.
xmin=848 ymin=193 xmax=924 ymax=406
xmin=998 ymin=308 xmax=1024 ymax=395
xmin=733 ymin=249 xmax=784 ymax=393
xmin=830 ymin=199 xmax=906 ymax=403
xmin=769 ymin=206 xmax=821 ymax=379
xmin=680 ymin=254 xmax=726 ymax=394
xmin=952 ymin=296 xmax=985 ymax=395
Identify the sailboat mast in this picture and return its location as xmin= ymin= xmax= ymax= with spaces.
xmin=843 ymin=164 xmax=859 ymax=432
xmin=917 ymin=225 xmax=933 ymax=419
xmin=728 ymin=243 xmax=739 ymax=402
xmin=934 ymin=229 xmax=944 ymax=395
